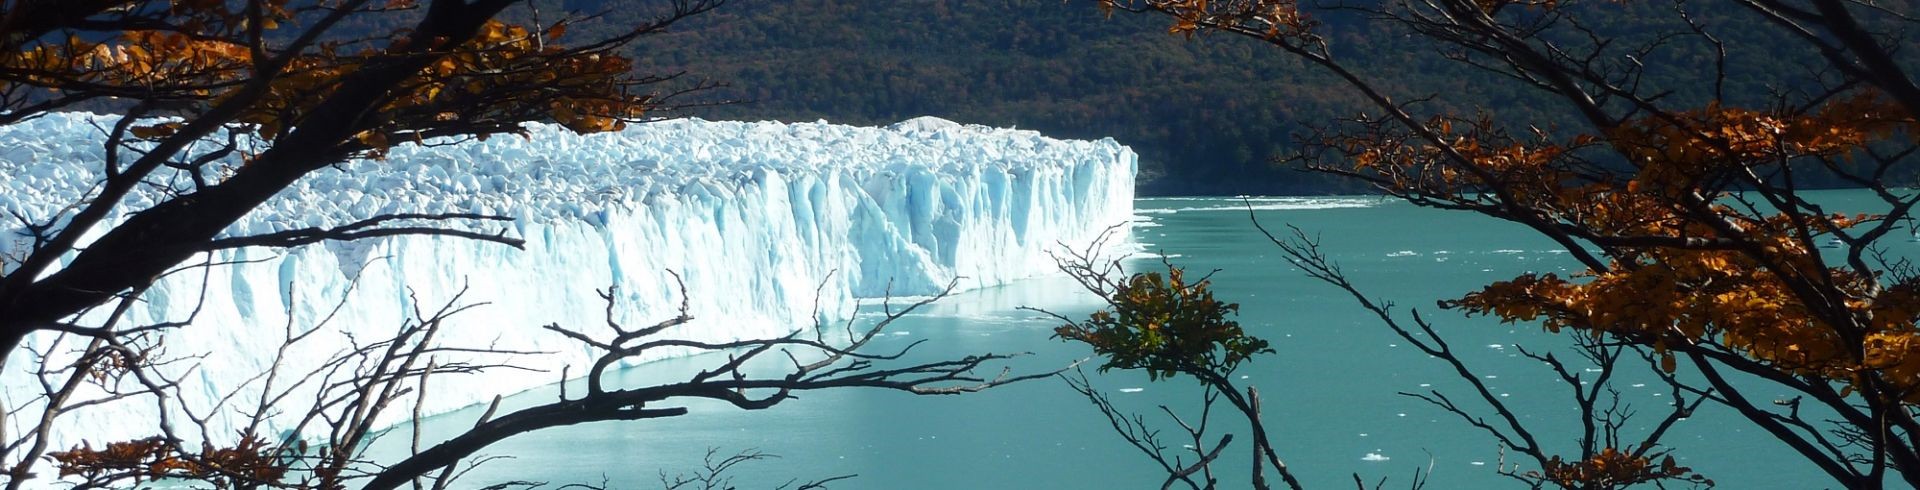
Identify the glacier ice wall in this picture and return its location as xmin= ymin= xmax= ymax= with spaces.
xmin=0 ymin=114 xmax=1134 ymax=452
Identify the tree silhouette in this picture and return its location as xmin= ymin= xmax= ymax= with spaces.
xmin=0 ymin=2 xmax=1054 ymax=487
xmin=0 ymin=0 xmax=722 ymax=360
xmin=1085 ymin=0 xmax=1920 ymax=487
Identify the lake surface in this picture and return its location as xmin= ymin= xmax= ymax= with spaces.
xmin=373 ymin=193 xmax=1901 ymax=489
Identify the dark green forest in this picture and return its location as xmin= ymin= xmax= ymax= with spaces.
xmin=498 ymin=1 xmax=1891 ymax=194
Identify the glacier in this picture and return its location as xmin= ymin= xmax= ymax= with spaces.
xmin=0 ymin=114 xmax=1134 ymax=457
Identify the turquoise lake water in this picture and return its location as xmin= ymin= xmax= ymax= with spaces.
xmin=373 ymin=193 xmax=1908 ymax=489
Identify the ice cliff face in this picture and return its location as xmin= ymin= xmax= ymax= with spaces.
xmin=0 ymin=114 xmax=1134 ymax=452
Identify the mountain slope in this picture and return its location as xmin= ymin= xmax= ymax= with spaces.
xmin=567 ymin=0 xmax=1891 ymax=195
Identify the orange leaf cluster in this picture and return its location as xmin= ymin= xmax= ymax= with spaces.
xmin=393 ymin=20 xmax=646 ymax=133
xmin=1101 ymin=0 xmax=1316 ymax=41
xmin=1531 ymin=447 xmax=1711 ymax=488
xmin=224 ymin=19 xmax=651 ymax=151
xmin=5 ymin=11 xmax=658 ymax=157
xmin=1386 ymin=96 xmax=1920 ymax=401
xmin=1343 ymin=97 xmax=1912 ymax=237
xmin=4 ymin=31 xmax=251 ymax=91
xmin=1340 ymin=115 xmax=1611 ymax=224
xmin=48 ymin=434 xmax=286 ymax=483
xmin=1611 ymin=94 xmax=1912 ymax=199
xmin=2 ymin=0 xmax=293 ymax=91
xmin=1447 ymin=212 xmax=1920 ymax=400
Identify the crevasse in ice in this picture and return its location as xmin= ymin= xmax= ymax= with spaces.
xmin=0 ymin=113 xmax=1135 ymax=452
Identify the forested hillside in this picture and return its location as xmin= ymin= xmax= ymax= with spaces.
xmin=566 ymin=0 xmax=1423 ymax=194
xmin=545 ymin=1 xmax=1891 ymax=194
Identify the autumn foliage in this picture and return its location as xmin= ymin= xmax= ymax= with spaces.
xmin=48 ymin=435 xmax=286 ymax=484
xmin=1047 ymin=238 xmax=1300 ymax=489
xmin=1381 ymin=97 xmax=1920 ymax=406
xmin=1533 ymin=448 xmax=1709 ymax=489
xmin=7 ymin=11 xmax=653 ymax=153
xmin=1391 ymin=95 xmax=1920 ymax=403
xmin=0 ymin=1 xmax=725 ymax=488
xmin=1101 ymin=0 xmax=1920 ymax=487
xmin=0 ymin=1 xmax=725 ymax=347
xmin=1054 ymin=265 xmax=1271 ymax=381
xmin=1096 ymin=0 xmax=1315 ymax=42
